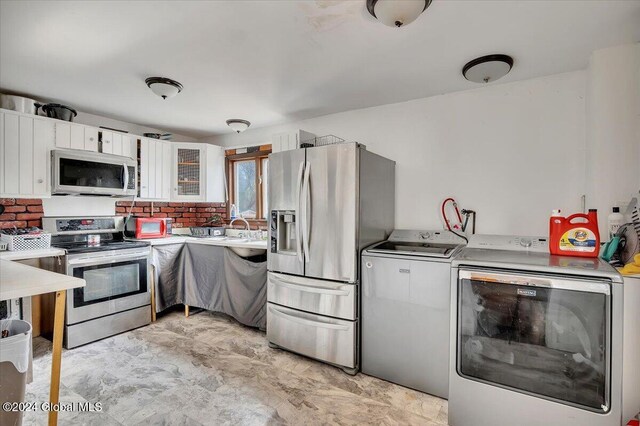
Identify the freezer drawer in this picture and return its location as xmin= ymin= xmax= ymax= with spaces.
xmin=267 ymin=272 xmax=356 ymax=320
xmin=267 ymin=303 xmax=356 ymax=368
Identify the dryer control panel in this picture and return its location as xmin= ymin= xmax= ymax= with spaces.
xmin=466 ymin=234 xmax=549 ymax=253
xmin=388 ymin=229 xmax=467 ymax=244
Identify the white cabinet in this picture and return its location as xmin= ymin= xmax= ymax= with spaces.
xmin=139 ymin=138 xmax=171 ymax=200
xmin=100 ymin=131 xmax=134 ymax=158
xmin=168 ymin=142 xmax=225 ymax=202
xmin=55 ymin=122 xmax=98 ymax=152
xmin=172 ymin=143 xmax=206 ymax=201
xmin=0 ymin=109 xmax=54 ymax=198
xmin=271 ymin=129 xmax=315 ymax=153
xmin=204 ymin=144 xmax=225 ymax=202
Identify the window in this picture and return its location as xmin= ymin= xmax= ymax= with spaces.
xmin=226 ymin=148 xmax=271 ymax=221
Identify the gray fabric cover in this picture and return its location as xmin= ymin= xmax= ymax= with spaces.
xmin=152 ymin=243 xmax=186 ymax=312
xmin=153 ymin=243 xmax=267 ymax=329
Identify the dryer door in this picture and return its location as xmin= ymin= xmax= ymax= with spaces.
xmin=457 ymin=269 xmax=611 ymax=413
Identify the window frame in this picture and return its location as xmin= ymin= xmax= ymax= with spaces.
xmin=226 ymin=148 xmax=271 ymax=223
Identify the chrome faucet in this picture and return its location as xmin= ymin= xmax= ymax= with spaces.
xmin=229 ymin=217 xmax=250 ymax=231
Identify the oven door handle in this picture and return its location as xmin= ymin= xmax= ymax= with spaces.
xmin=67 ymin=253 xmax=149 ymax=266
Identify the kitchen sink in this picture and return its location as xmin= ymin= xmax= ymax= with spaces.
xmin=229 ymin=246 xmax=266 ymax=258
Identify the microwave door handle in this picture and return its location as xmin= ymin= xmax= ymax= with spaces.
xmin=122 ymin=163 xmax=129 ymax=191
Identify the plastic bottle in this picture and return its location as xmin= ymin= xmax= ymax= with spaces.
xmin=230 ymin=204 xmax=237 ymax=219
xmin=607 ymin=207 xmax=625 ymax=239
xmin=549 ymin=209 xmax=600 ymax=257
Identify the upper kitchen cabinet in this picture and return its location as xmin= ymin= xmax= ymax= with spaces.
xmin=0 ymin=109 xmax=54 ymax=198
xmin=55 ymin=122 xmax=98 ymax=152
xmin=171 ymin=142 xmax=225 ymax=202
xmin=139 ymin=137 xmax=171 ymax=201
xmin=100 ymin=130 xmax=135 ymax=158
xmin=172 ymin=143 xmax=205 ymax=201
xmin=271 ymin=129 xmax=315 ymax=153
xmin=204 ymin=143 xmax=225 ymax=202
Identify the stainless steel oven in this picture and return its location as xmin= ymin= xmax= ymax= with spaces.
xmin=51 ymin=149 xmax=137 ymax=196
xmin=64 ymin=247 xmax=151 ymax=348
xmin=43 ymin=215 xmax=152 ymax=348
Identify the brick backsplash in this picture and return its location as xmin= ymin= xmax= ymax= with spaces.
xmin=0 ymin=198 xmax=265 ymax=231
xmin=115 ymin=201 xmax=228 ymax=229
xmin=0 ymin=198 xmax=44 ymax=229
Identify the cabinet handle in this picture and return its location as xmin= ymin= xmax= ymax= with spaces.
xmin=89 ymin=137 xmax=94 ymax=141
xmin=37 ymin=179 xmax=43 ymax=183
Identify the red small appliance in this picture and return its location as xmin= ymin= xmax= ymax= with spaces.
xmin=125 ymin=217 xmax=172 ymax=239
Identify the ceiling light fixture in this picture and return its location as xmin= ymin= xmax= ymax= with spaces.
xmin=366 ymin=0 xmax=432 ymax=28
xmin=462 ymin=54 xmax=514 ymax=84
xmin=226 ymin=119 xmax=251 ymax=133
xmin=145 ymin=77 xmax=183 ymax=100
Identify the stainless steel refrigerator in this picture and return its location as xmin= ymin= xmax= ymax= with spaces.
xmin=266 ymin=142 xmax=395 ymax=374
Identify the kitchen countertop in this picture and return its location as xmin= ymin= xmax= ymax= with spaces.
xmin=126 ymin=235 xmax=268 ymax=250
xmin=0 ymin=248 xmax=66 ymax=261
xmin=0 ymin=259 xmax=85 ymax=301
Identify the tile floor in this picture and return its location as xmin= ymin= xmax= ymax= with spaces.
xmin=23 ymin=310 xmax=448 ymax=425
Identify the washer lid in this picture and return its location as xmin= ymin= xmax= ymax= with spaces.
xmin=366 ymin=240 xmax=459 ymax=258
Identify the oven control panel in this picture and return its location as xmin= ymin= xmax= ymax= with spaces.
xmin=466 ymin=234 xmax=549 ymax=253
xmin=42 ymin=216 xmax=124 ymax=235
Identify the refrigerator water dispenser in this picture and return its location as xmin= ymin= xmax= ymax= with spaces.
xmin=271 ymin=210 xmax=297 ymax=254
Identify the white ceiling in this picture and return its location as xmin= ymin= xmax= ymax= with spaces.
xmin=1 ymin=1 xmax=639 ymax=138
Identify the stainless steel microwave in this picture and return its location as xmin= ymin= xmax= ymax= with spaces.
xmin=51 ymin=149 xmax=137 ymax=197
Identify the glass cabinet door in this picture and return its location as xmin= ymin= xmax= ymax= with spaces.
xmin=175 ymin=147 xmax=201 ymax=197
xmin=457 ymin=271 xmax=610 ymax=412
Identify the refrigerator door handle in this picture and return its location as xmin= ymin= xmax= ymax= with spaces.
xmin=295 ymin=162 xmax=305 ymax=262
xmin=302 ymin=161 xmax=311 ymax=263
xmin=270 ymin=277 xmax=351 ymax=296
xmin=268 ymin=305 xmax=350 ymax=331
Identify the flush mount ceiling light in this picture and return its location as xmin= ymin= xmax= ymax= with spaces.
xmin=366 ymin=0 xmax=432 ymax=28
xmin=226 ymin=119 xmax=251 ymax=133
xmin=145 ymin=77 xmax=183 ymax=100
xmin=462 ymin=54 xmax=514 ymax=84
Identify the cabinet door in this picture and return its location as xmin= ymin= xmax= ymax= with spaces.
xmin=121 ymin=135 xmax=133 ymax=159
xmin=84 ymin=127 xmax=99 ymax=151
xmin=18 ymin=116 xmax=34 ymax=194
xmin=205 ymin=144 xmax=225 ymax=202
xmin=139 ymin=138 xmax=150 ymax=198
xmin=111 ymin=133 xmax=123 ymax=156
xmin=172 ymin=144 xmax=204 ymax=201
xmin=33 ymin=118 xmax=54 ymax=195
xmin=0 ymin=112 xmax=54 ymax=197
xmin=101 ymin=130 xmax=113 ymax=154
xmin=2 ymin=112 xmax=20 ymax=194
xmin=55 ymin=122 xmax=71 ymax=149
xmin=69 ymin=124 xmax=84 ymax=150
xmin=161 ymin=141 xmax=171 ymax=200
xmin=148 ymin=139 xmax=157 ymax=198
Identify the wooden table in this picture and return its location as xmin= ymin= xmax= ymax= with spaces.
xmin=0 ymin=259 xmax=85 ymax=426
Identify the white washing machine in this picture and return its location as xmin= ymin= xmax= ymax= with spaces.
xmin=449 ymin=234 xmax=639 ymax=426
xmin=361 ymin=229 xmax=466 ymax=398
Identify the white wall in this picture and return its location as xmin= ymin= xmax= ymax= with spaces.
xmin=205 ymin=71 xmax=588 ymax=236
xmin=586 ymin=43 xmax=640 ymax=237
xmin=72 ymin=110 xmax=197 ymax=142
